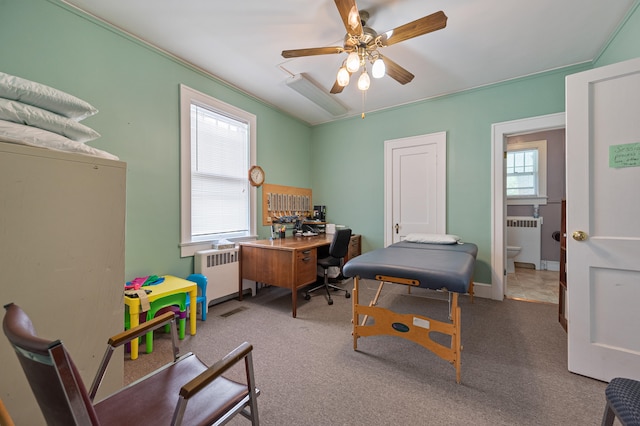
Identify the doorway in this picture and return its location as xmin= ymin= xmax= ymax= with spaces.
xmin=491 ymin=113 xmax=565 ymax=301
xmin=505 ymin=129 xmax=565 ymax=303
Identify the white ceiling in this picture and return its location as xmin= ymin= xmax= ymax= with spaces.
xmin=62 ymin=0 xmax=636 ymax=126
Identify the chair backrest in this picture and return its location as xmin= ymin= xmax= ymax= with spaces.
xmin=148 ymin=292 xmax=187 ymax=318
xmin=186 ymin=273 xmax=207 ymax=298
xmin=2 ymin=303 xmax=99 ymax=425
xmin=328 ymin=228 xmax=352 ymax=259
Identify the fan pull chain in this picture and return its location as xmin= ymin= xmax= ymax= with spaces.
xmin=361 ymin=90 xmax=366 ymax=119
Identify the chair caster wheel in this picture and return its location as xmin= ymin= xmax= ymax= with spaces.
xmin=328 ymin=299 xmax=334 ymax=305
xmin=304 ymin=294 xmax=311 ymax=300
xmin=345 ymin=292 xmax=351 ymax=298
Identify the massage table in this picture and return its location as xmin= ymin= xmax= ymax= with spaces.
xmin=342 ymin=241 xmax=477 ymax=383
xmin=387 ymin=240 xmax=478 ymax=302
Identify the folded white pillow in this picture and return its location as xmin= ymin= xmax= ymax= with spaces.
xmin=404 ymin=233 xmax=462 ymax=244
xmin=0 ymin=120 xmax=118 ymax=161
xmin=0 ymin=98 xmax=100 ymax=142
xmin=0 ymin=72 xmax=98 ymax=120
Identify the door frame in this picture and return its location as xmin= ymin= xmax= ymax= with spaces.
xmin=491 ymin=113 xmax=565 ymax=300
xmin=384 ymin=132 xmax=447 ymax=247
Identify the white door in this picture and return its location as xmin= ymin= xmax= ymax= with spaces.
xmin=566 ymin=57 xmax=640 ymax=382
xmin=384 ymin=132 xmax=446 ymax=246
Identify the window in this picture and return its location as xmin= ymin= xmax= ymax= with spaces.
xmin=506 ymin=140 xmax=547 ymax=205
xmin=506 ymin=149 xmax=538 ymax=196
xmin=180 ymin=85 xmax=257 ymax=257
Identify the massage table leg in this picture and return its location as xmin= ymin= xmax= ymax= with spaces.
xmin=451 ymin=292 xmax=462 ymax=383
xmin=352 ymin=278 xmax=358 ymax=350
xmin=360 ymin=280 xmax=385 ymax=326
xmin=351 ymin=276 xmax=463 ymax=383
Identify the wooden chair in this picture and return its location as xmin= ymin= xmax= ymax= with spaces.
xmin=2 ymin=303 xmax=259 ymax=425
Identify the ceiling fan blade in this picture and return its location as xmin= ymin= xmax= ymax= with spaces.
xmin=381 ymin=11 xmax=447 ymax=47
xmin=330 ymin=79 xmax=346 ymax=94
xmin=334 ymin=0 xmax=363 ymax=36
xmin=381 ymin=55 xmax=414 ymax=85
xmin=282 ymin=46 xmax=345 ymax=58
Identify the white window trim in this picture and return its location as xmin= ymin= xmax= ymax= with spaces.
xmin=179 ymin=84 xmax=257 ymax=257
xmin=506 ymin=140 xmax=548 ymax=206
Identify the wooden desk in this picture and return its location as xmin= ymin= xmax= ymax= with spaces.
xmin=239 ymin=235 xmax=333 ymax=318
xmin=124 ymin=275 xmax=197 ymax=359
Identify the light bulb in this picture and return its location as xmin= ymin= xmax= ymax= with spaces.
xmin=357 ymin=70 xmax=370 ymax=91
xmin=372 ymin=58 xmax=386 ymax=79
xmin=336 ymin=67 xmax=350 ymax=87
xmin=346 ymin=51 xmax=360 ymax=73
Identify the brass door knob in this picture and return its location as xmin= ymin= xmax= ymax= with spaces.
xmin=572 ymin=230 xmax=588 ymax=241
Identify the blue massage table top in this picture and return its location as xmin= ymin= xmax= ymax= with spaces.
xmin=343 ymin=241 xmax=477 ymax=294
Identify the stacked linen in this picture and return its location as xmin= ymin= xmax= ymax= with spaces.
xmin=0 ymin=71 xmax=118 ymax=160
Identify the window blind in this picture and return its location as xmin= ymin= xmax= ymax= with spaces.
xmin=190 ymin=104 xmax=249 ymax=237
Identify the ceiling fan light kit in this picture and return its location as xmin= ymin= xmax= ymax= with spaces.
xmin=282 ymin=0 xmax=447 ymax=115
xmin=371 ymin=57 xmax=385 ymax=79
xmin=357 ymin=69 xmax=370 ymax=91
xmin=337 ymin=66 xmax=350 ymax=86
xmin=346 ymin=51 xmax=360 ymax=72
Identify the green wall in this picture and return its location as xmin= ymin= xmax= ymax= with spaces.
xmin=595 ymin=2 xmax=640 ymax=67
xmin=308 ymin=66 xmax=583 ymax=283
xmin=309 ymin=1 xmax=640 ymax=284
xmin=1 ymin=0 xmax=639 ymax=285
xmin=0 ymin=0 xmax=312 ymax=280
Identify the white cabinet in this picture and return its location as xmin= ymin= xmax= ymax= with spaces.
xmin=0 ymin=143 xmax=126 ymax=425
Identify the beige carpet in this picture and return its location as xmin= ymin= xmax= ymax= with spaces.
xmin=125 ymin=279 xmax=607 ymax=425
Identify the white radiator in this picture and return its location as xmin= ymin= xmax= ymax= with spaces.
xmin=506 ymin=216 xmax=542 ymax=270
xmin=195 ymin=247 xmax=254 ymax=307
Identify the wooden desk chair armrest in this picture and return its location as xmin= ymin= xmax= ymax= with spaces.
xmin=179 ymin=342 xmax=255 ymax=399
xmin=172 ymin=342 xmax=259 ymax=424
xmin=88 ymin=311 xmax=179 ymax=401
xmin=109 ymin=311 xmax=176 ymax=347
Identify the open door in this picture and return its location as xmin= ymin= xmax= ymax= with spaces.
xmin=566 ymin=57 xmax=640 ymax=382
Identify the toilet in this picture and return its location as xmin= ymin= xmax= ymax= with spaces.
xmin=506 ymin=246 xmax=521 ymax=274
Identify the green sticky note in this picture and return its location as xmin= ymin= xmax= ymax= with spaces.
xmin=609 ymin=142 xmax=640 ymax=168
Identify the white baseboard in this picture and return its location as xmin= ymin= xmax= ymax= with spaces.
xmin=472 ymin=282 xmax=493 ymax=299
xmin=542 ymin=260 xmax=560 ymax=272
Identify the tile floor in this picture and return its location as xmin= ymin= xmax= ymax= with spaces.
xmin=506 ymin=265 xmax=560 ymax=304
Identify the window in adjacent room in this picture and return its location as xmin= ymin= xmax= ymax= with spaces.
xmin=506 ymin=140 xmax=547 ymax=205
xmin=179 ymin=84 xmax=257 ymax=257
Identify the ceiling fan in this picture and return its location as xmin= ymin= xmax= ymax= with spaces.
xmin=281 ymin=0 xmax=447 ymax=94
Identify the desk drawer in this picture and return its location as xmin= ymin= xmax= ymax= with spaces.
xmin=346 ymin=234 xmax=361 ymax=263
xmin=296 ymin=248 xmax=317 ymax=285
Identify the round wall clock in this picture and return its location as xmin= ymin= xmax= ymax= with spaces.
xmin=248 ymin=165 xmax=265 ymax=187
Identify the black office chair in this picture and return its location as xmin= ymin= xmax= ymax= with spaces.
xmin=304 ymin=228 xmax=352 ymax=305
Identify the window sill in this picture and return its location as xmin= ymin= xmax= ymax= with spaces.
xmin=180 ymin=235 xmax=258 ymax=257
xmin=507 ymin=196 xmax=548 ymax=206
